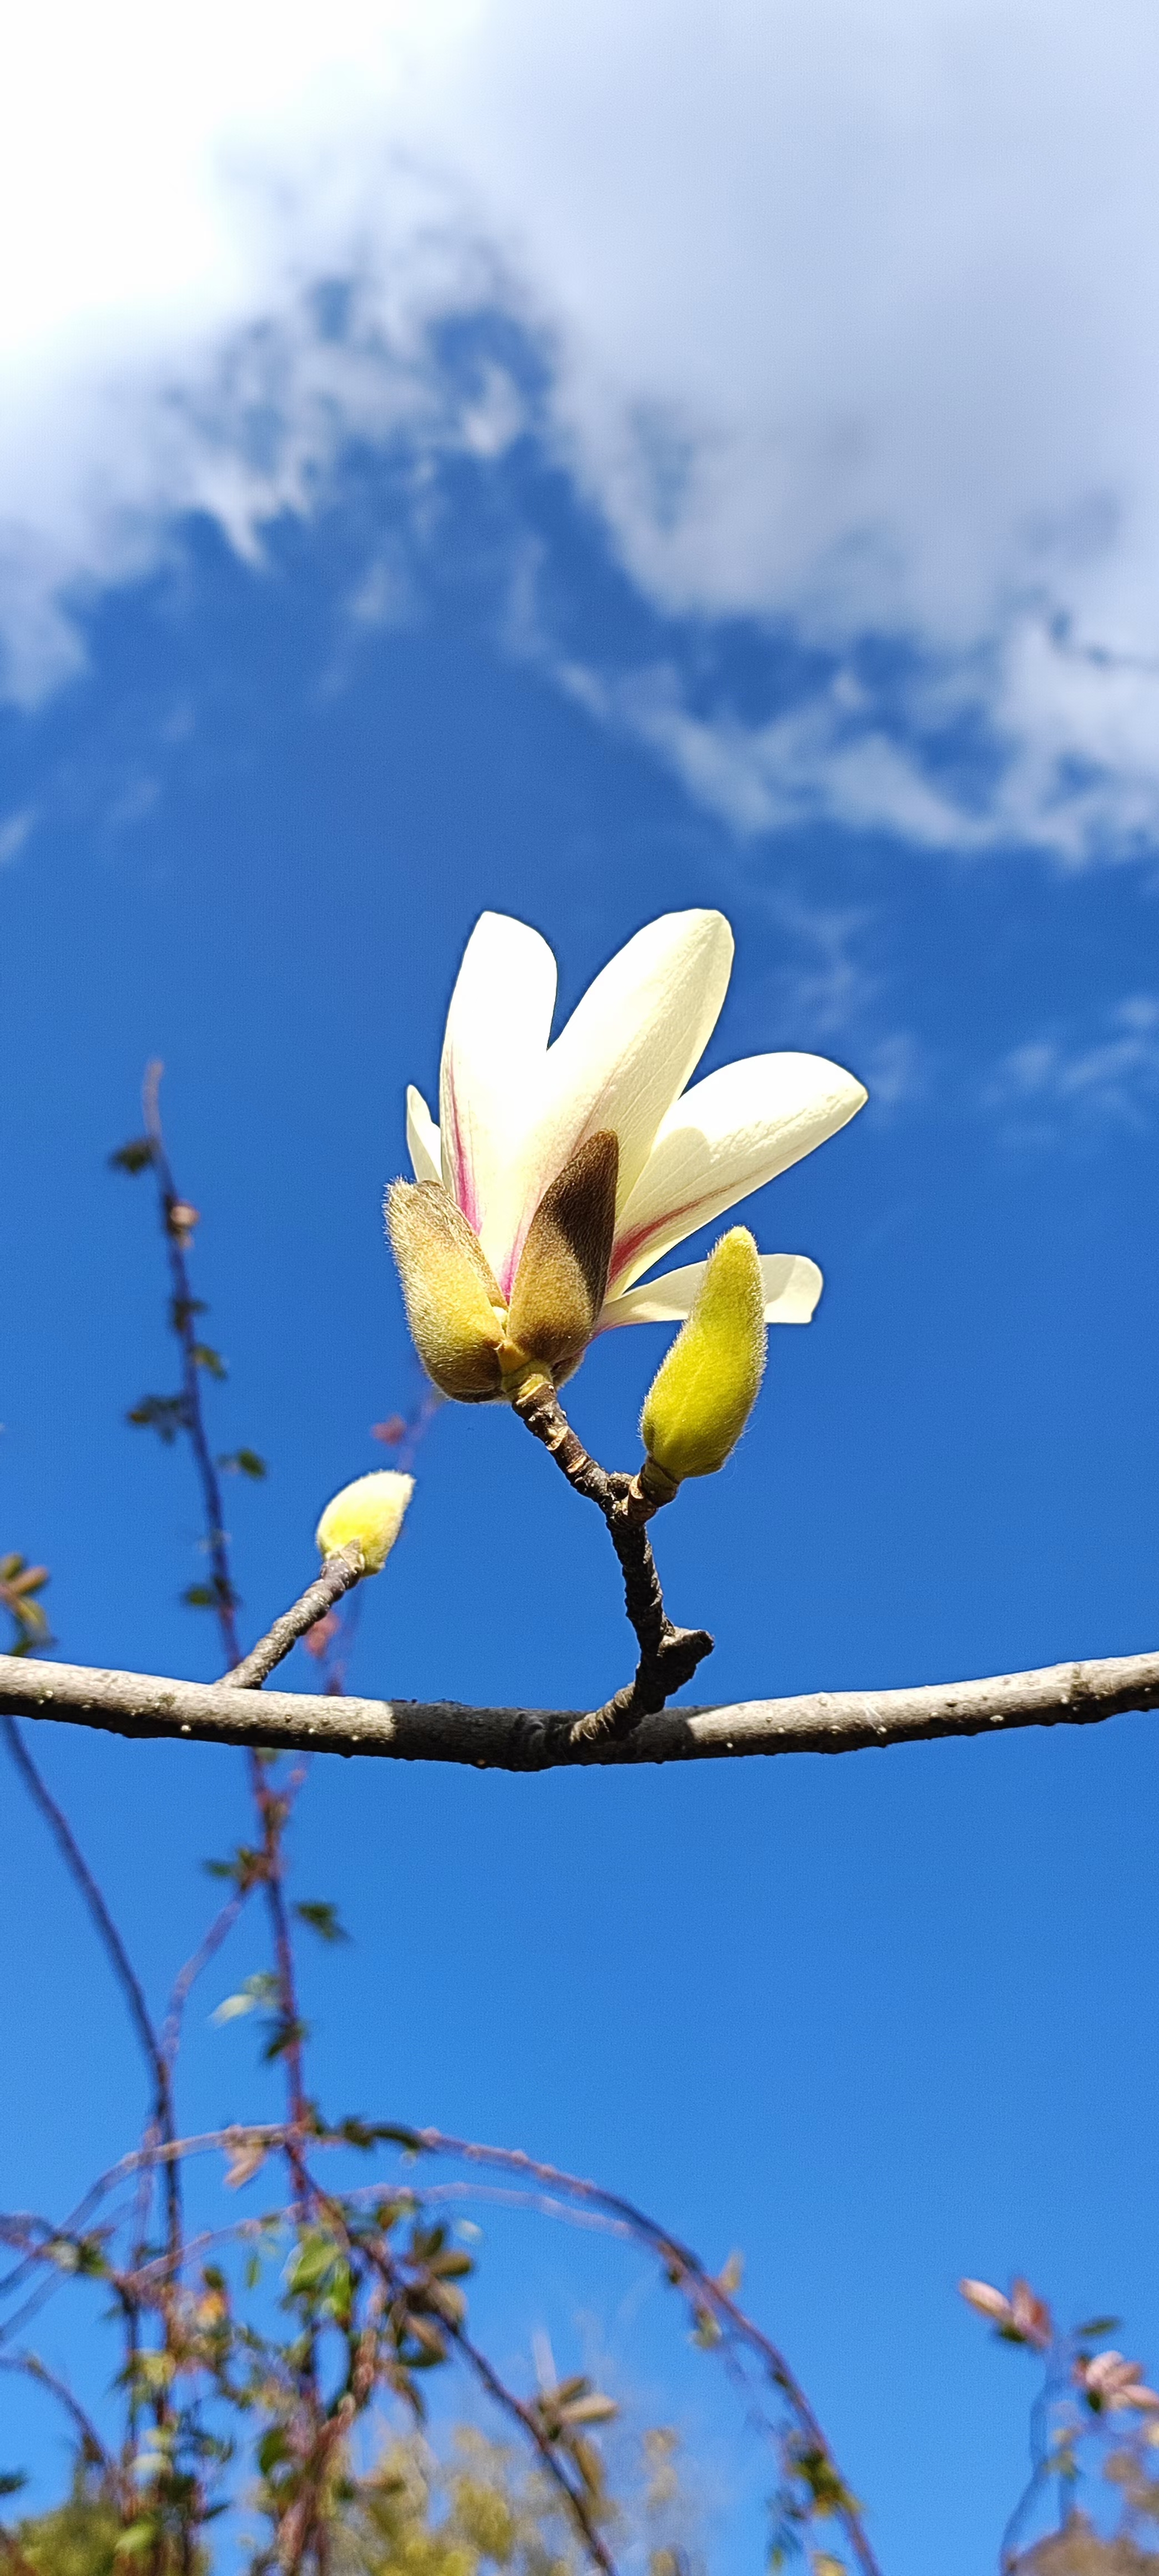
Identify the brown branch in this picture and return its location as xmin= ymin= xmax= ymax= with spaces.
xmin=139 ymin=1075 xmax=319 ymax=2237
xmin=1 ymin=1715 xmax=182 ymax=2273
xmin=140 ymin=1061 xmax=242 ymax=1672
xmin=4 ymin=1644 xmax=1159 ymax=1765
xmin=224 ymin=1548 xmax=365 ymax=1690
xmin=446 ymin=2318 xmax=621 ymax=2576
xmin=0 ymin=2352 xmax=116 ymax=2481
xmin=511 ymin=1380 xmax=712 ymax=1739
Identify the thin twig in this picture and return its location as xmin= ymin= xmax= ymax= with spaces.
xmin=161 ymin=1884 xmax=254 ymax=2074
xmin=448 ymin=2319 xmax=620 ymax=2575
xmin=0 ymin=2352 xmax=115 ymax=2480
xmin=6 ymin=1644 xmax=1159 ymax=1766
xmin=512 ymin=1380 xmax=713 ymax=1740
xmin=140 ymin=1061 xmax=241 ymax=1672
xmin=1 ymin=1715 xmax=182 ymax=2271
xmin=225 ymin=1548 xmax=365 ymax=1690
xmin=140 ymin=1069 xmax=326 ymax=2482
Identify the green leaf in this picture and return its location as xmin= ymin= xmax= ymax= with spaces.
xmin=183 ymin=1574 xmax=237 ymax=1612
xmin=286 ymin=2231 xmax=340 ymax=2295
xmin=257 ymin=2426 xmax=291 ymax=2476
xmin=219 ymin=1447 xmax=267 ymax=1480
xmin=1075 ymin=2316 xmax=1122 ymax=2338
xmin=264 ymin=2014 xmax=309 ymax=2062
xmin=127 ymin=1394 xmax=187 ymax=1443
xmin=203 ymin=1844 xmax=260 ymax=1888
xmin=294 ymin=1901 xmax=349 ymax=1945
xmin=108 ymin=1139 xmax=154 ymax=1174
xmin=190 ymin=1343 xmax=227 ymax=1380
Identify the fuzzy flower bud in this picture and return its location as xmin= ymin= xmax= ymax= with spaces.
xmin=639 ymin=1226 xmax=766 ymax=1491
xmin=386 ymin=1180 xmax=507 ymax=1401
xmin=315 ymin=1471 xmax=414 ymax=1574
xmin=387 ymin=1135 xmax=619 ymax=1402
xmin=504 ymin=1131 xmax=618 ymax=1378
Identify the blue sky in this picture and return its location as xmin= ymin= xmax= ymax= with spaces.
xmin=3 ymin=10 xmax=1159 ymax=2570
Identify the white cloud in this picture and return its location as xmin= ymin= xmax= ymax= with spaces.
xmin=7 ymin=0 xmax=1159 ymax=853
xmin=0 ymin=809 xmax=36 ymax=867
xmin=986 ymin=996 xmax=1159 ymax=1137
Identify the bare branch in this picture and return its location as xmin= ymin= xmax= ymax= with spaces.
xmin=160 ymin=1882 xmax=253 ymax=2073
xmin=1 ymin=1715 xmax=183 ymax=2269
xmin=512 ymin=1379 xmax=713 ymax=1738
xmin=0 ymin=2352 xmax=115 ymax=2478
xmin=3 ymin=1645 xmax=1158 ymax=1766
xmin=140 ymin=1060 xmax=242 ymax=1670
xmin=224 ymin=1546 xmax=365 ymax=1690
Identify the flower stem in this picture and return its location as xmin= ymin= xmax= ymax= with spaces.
xmin=510 ymin=1380 xmax=713 ymax=1742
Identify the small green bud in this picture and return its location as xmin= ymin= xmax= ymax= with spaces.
xmin=386 ymin=1180 xmax=507 ymax=1401
xmin=505 ymin=1131 xmax=619 ymax=1377
xmin=639 ymin=1227 xmax=766 ymax=1487
xmin=315 ymin=1470 xmax=414 ymax=1573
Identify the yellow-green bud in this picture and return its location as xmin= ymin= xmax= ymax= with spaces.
xmin=639 ymin=1227 xmax=766 ymax=1487
xmin=505 ymin=1130 xmax=619 ymax=1377
xmin=315 ymin=1470 xmax=414 ymax=1573
xmin=386 ymin=1180 xmax=507 ymax=1401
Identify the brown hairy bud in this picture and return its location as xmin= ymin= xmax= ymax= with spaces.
xmin=505 ymin=1131 xmax=619 ymax=1375
xmin=386 ymin=1180 xmax=507 ymax=1401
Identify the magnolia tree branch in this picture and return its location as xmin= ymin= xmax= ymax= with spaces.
xmin=225 ymin=1546 xmax=365 ymax=1689
xmin=512 ymin=1378 xmax=712 ymax=1740
xmin=3 ymin=1645 xmax=1158 ymax=1765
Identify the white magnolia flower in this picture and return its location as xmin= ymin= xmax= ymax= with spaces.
xmin=396 ymin=909 xmax=865 ymax=1394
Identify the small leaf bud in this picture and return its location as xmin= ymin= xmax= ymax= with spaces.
xmin=315 ymin=1470 xmax=414 ymax=1574
xmin=640 ymin=1227 xmax=766 ymax=1486
xmin=386 ymin=1180 xmax=507 ymax=1401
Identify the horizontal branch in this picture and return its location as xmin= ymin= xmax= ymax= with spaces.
xmin=2 ymin=1646 xmax=1158 ymax=1768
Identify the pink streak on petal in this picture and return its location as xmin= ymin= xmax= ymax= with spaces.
xmin=607 ymin=1193 xmax=711 ymax=1294
xmin=443 ymin=1063 xmax=480 ymax=1233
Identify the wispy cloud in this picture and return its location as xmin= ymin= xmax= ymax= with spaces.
xmin=8 ymin=1 xmax=1159 ymax=857
xmin=0 ymin=809 xmax=36 ymax=867
xmin=985 ymin=997 xmax=1159 ymax=1139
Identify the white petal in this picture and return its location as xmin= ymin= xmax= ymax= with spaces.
xmin=405 ymin=1085 xmax=442 ymax=1186
xmin=607 ymin=1051 xmax=866 ymax=1295
xmin=599 ymin=1251 xmax=823 ymax=1330
xmin=493 ymin=909 xmax=734 ymax=1289
xmin=438 ymin=912 xmax=557 ymax=1268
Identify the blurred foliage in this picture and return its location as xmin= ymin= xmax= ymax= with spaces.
xmin=1 ymin=2470 xmax=127 ymax=2576
xmin=964 ymin=2276 xmax=1159 ymax=2574
xmin=1014 ymin=2527 xmax=1159 ymax=2571
xmin=0 ymin=2425 xmax=697 ymax=2576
